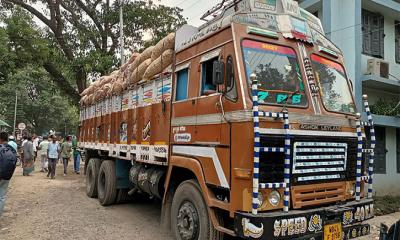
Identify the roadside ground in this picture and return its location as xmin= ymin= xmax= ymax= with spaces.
xmin=0 ymin=160 xmax=399 ymax=240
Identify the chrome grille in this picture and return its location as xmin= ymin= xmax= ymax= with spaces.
xmin=293 ymin=142 xmax=348 ymax=182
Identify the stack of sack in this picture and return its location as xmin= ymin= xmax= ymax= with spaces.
xmin=80 ymin=32 xmax=176 ymax=106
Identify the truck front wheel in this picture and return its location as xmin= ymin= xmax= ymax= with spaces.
xmin=97 ymin=160 xmax=117 ymax=206
xmin=171 ymin=180 xmax=222 ymax=240
xmin=86 ymin=158 xmax=101 ymax=198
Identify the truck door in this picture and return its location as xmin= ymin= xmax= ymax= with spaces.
xmin=171 ymin=62 xmax=197 ymax=144
xmin=195 ymin=50 xmax=223 ymax=144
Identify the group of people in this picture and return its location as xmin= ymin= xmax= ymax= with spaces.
xmin=0 ymin=131 xmax=81 ymax=217
xmin=20 ymin=135 xmax=81 ymax=178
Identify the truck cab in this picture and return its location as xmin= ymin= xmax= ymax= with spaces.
xmin=79 ymin=0 xmax=376 ymax=239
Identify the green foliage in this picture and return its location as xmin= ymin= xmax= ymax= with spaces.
xmin=0 ymin=0 xmax=186 ymax=101
xmin=0 ymin=1 xmax=186 ymax=135
xmin=370 ymin=98 xmax=400 ymax=117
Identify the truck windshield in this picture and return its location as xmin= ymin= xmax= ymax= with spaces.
xmin=242 ymin=40 xmax=307 ymax=106
xmin=311 ymin=55 xmax=356 ymax=114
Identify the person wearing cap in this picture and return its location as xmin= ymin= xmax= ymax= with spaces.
xmin=8 ymin=136 xmax=17 ymax=152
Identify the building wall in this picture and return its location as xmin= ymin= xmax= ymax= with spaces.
xmin=300 ymin=0 xmax=400 ymax=196
xmin=373 ymin=128 xmax=400 ymax=196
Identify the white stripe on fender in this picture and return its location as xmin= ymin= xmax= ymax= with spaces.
xmin=172 ymin=145 xmax=229 ymax=189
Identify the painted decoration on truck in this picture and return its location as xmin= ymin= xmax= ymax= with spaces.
xmin=102 ymin=99 xmax=107 ymax=114
xmin=308 ymin=214 xmax=322 ymax=232
xmin=242 ymin=218 xmax=264 ymax=238
xmin=130 ymin=88 xmax=139 ymax=109
xmin=156 ymin=76 xmax=172 ymax=102
xmin=80 ymin=109 xmax=84 ymax=121
xmin=122 ymin=91 xmax=129 ymax=111
xmin=142 ymin=120 xmax=151 ymax=141
xmin=96 ymin=102 xmax=102 ymax=117
xmin=107 ymin=98 xmax=112 ymax=114
xmin=274 ymin=217 xmax=307 ymax=237
xmin=113 ymin=95 xmax=122 ymax=112
xmin=120 ymin=122 xmax=128 ymax=143
xmin=233 ymin=13 xmax=278 ymax=31
xmin=143 ymin=83 xmax=153 ymax=106
xmin=91 ymin=105 xmax=96 ymax=118
xmin=254 ymin=0 xmax=276 ymax=11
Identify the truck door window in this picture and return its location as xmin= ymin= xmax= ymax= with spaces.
xmin=175 ymin=68 xmax=189 ymax=101
xmin=242 ymin=40 xmax=307 ymax=106
xmin=201 ymin=57 xmax=218 ymax=96
xmin=310 ymin=54 xmax=356 ymax=113
xmin=225 ymin=56 xmax=238 ymax=101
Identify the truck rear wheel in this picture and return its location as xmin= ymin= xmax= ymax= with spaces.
xmin=97 ymin=160 xmax=117 ymax=206
xmin=171 ymin=180 xmax=222 ymax=240
xmin=86 ymin=158 xmax=101 ymax=198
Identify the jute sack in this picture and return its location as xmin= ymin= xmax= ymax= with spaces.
xmin=80 ymin=88 xmax=89 ymax=97
xmin=131 ymin=46 xmax=154 ymax=70
xmin=103 ymin=83 xmax=113 ymax=97
xmin=80 ymin=95 xmax=87 ymax=105
xmin=112 ymin=75 xmax=124 ymax=95
xmin=130 ymin=59 xmax=152 ymax=84
xmin=151 ymin=33 xmax=175 ymax=61
xmin=143 ymin=49 xmax=174 ymax=80
xmin=127 ymin=52 xmax=139 ymax=65
xmin=87 ymin=94 xmax=95 ymax=105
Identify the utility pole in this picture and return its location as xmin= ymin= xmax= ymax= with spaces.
xmin=119 ymin=0 xmax=125 ymax=66
xmin=13 ymin=91 xmax=17 ymax=137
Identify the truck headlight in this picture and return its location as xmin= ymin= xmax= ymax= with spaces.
xmin=268 ymin=190 xmax=281 ymax=206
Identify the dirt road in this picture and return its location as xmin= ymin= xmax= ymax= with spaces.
xmin=0 ymin=161 xmax=173 ymax=240
xmin=0 ymin=161 xmax=399 ymax=240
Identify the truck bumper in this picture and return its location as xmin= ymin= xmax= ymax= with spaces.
xmin=234 ymin=198 xmax=374 ymax=240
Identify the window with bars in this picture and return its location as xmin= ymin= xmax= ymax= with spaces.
xmin=372 ymin=126 xmax=387 ymax=174
xmin=362 ymin=9 xmax=384 ymax=58
xmin=395 ymin=21 xmax=400 ymax=63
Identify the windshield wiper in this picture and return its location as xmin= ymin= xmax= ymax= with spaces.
xmin=280 ymin=90 xmax=300 ymax=113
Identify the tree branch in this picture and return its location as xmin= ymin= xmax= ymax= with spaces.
xmin=4 ymin=0 xmax=53 ymax=28
xmin=60 ymin=2 xmax=101 ymax=50
xmin=43 ymin=62 xmax=80 ymax=103
xmin=73 ymin=0 xmax=108 ymax=51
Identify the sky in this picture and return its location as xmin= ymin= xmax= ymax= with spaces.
xmin=160 ymin=0 xmax=217 ymax=27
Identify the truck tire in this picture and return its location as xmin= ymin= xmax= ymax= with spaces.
xmin=171 ymin=180 xmax=223 ymax=240
xmin=86 ymin=158 xmax=101 ymax=198
xmin=97 ymin=160 xmax=117 ymax=206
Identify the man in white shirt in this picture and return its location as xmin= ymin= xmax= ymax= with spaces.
xmin=47 ymin=135 xmax=60 ymax=179
xmin=38 ymin=136 xmax=50 ymax=172
xmin=32 ymin=135 xmax=39 ymax=162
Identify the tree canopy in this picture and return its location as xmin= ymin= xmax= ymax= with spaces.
xmin=0 ymin=0 xmax=186 ymax=135
xmin=0 ymin=0 xmax=186 ymax=102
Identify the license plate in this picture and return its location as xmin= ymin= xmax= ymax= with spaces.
xmin=324 ymin=223 xmax=342 ymax=240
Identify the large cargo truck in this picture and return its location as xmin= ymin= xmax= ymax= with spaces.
xmin=78 ymin=0 xmax=377 ymax=239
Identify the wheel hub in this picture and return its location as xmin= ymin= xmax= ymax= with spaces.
xmin=177 ymin=201 xmax=199 ymax=240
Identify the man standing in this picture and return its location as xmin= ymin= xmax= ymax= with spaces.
xmin=47 ymin=135 xmax=60 ymax=179
xmin=32 ymin=135 xmax=39 ymax=162
xmin=38 ymin=136 xmax=50 ymax=172
xmin=72 ymin=136 xmax=80 ymax=174
xmin=0 ymin=132 xmax=17 ymax=216
xmin=22 ymin=136 xmax=34 ymax=176
xmin=60 ymin=136 xmax=72 ymax=176
xmin=7 ymin=136 xmax=17 ymax=152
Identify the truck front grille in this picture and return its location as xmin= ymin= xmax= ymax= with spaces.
xmin=291 ymin=182 xmax=346 ymax=209
xmin=292 ymin=142 xmax=348 ymax=183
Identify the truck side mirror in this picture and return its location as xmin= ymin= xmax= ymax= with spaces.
xmin=212 ymin=61 xmax=225 ymax=86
